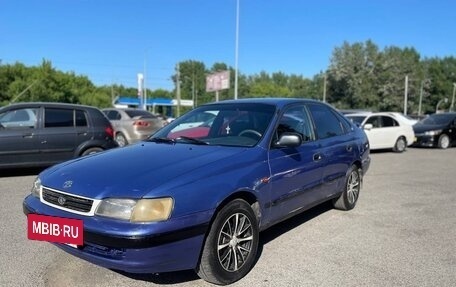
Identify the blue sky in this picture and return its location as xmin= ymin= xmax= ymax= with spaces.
xmin=1 ymin=0 xmax=455 ymax=91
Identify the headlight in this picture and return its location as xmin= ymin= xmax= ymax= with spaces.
xmin=95 ymin=197 xmax=173 ymax=222
xmin=424 ymin=130 xmax=442 ymax=136
xmin=31 ymin=178 xmax=42 ymax=198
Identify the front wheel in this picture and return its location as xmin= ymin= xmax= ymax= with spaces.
xmin=333 ymin=165 xmax=361 ymax=211
xmin=196 ymin=199 xmax=259 ymax=285
xmin=438 ymin=134 xmax=450 ymax=149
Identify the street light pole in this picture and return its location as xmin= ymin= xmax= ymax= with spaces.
xmin=143 ymin=50 xmax=147 ymax=110
xmin=234 ymin=0 xmax=240 ymax=100
xmin=418 ymin=80 xmax=424 ymax=116
xmin=404 ymin=75 xmax=408 ymax=115
xmin=451 ymin=83 xmax=456 ymax=112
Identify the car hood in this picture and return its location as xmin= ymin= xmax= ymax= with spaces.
xmin=40 ymin=142 xmax=249 ymax=199
xmin=413 ymin=123 xmax=447 ymax=133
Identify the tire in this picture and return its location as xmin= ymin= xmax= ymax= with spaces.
xmin=196 ymin=199 xmax=259 ymax=285
xmin=81 ymin=147 xmax=103 ymax=156
xmin=438 ymin=134 xmax=450 ymax=149
xmin=393 ymin=137 xmax=406 ymax=153
xmin=333 ymin=165 xmax=361 ymax=211
xmin=115 ymin=132 xmax=128 ymax=147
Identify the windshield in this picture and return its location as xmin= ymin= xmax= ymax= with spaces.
xmin=346 ymin=115 xmax=366 ymax=126
xmin=151 ymin=103 xmax=276 ymax=147
xmin=420 ymin=114 xmax=454 ymax=125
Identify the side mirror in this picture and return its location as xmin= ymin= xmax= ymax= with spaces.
xmin=363 ymin=123 xmax=373 ymax=131
xmin=274 ymin=132 xmax=302 ymax=148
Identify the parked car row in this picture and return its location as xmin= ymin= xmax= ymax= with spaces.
xmin=346 ymin=111 xmax=456 ymax=151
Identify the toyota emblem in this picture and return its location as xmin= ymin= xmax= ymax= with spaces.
xmin=57 ymin=196 xmax=66 ymax=206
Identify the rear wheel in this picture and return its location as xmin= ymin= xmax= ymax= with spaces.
xmin=333 ymin=165 xmax=361 ymax=211
xmin=81 ymin=147 xmax=103 ymax=156
xmin=438 ymin=134 xmax=450 ymax=149
xmin=115 ymin=132 xmax=128 ymax=147
xmin=196 ymin=199 xmax=259 ymax=285
xmin=393 ymin=137 xmax=406 ymax=153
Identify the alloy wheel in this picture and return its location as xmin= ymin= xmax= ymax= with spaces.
xmin=217 ymin=213 xmax=254 ymax=272
xmin=347 ymin=170 xmax=360 ymax=205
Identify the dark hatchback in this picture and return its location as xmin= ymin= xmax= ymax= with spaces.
xmin=413 ymin=112 xmax=456 ymax=149
xmin=0 ymin=102 xmax=118 ymax=169
xmin=23 ymin=98 xmax=370 ymax=285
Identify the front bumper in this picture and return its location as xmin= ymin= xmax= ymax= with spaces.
xmin=23 ymin=195 xmax=211 ymax=273
xmin=412 ymin=135 xmax=437 ymax=147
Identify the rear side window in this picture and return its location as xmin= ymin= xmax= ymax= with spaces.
xmin=307 ymin=104 xmax=345 ymax=139
xmin=75 ymin=110 xmax=88 ymax=127
xmin=105 ymin=110 xmax=121 ymax=120
xmin=45 ymin=108 xmax=87 ymax=127
xmin=381 ymin=116 xmax=398 ymax=127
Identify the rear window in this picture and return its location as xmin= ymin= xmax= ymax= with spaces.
xmin=125 ymin=110 xmax=157 ymax=119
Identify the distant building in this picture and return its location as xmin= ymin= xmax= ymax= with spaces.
xmin=112 ymin=96 xmax=193 ymax=117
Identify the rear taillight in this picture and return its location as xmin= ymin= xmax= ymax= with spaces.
xmin=133 ymin=120 xmax=150 ymax=127
xmin=105 ymin=126 xmax=114 ymax=138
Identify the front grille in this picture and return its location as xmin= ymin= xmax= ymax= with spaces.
xmin=42 ymin=188 xmax=93 ymax=213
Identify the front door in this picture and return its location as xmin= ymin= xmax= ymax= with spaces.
xmin=267 ymin=104 xmax=324 ymax=225
xmin=0 ymin=107 xmax=41 ymax=167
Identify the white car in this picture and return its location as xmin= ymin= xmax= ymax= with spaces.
xmin=346 ymin=112 xmax=415 ymax=152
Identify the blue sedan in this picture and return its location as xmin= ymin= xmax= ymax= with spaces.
xmin=23 ymin=98 xmax=370 ymax=285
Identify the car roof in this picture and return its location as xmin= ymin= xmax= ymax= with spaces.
xmin=1 ymin=102 xmax=98 ymax=110
xmin=346 ymin=112 xmax=406 ymax=117
xmin=203 ymin=98 xmax=324 ymax=109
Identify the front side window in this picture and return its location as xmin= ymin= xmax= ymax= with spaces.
xmin=307 ymin=104 xmax=344 ymax=139
xmin=45 ymin=108 xmax=73 ymax=128
xmin=366 ymin=116 xmax=381 ymax=128
xmin=0 ymin=108 xmax=38 ymax=129
xmin=275 ymin=105 xmax=314 ymax=143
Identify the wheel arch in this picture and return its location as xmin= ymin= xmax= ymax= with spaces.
xmin=215 ymin=190 xmax=261 ymax=225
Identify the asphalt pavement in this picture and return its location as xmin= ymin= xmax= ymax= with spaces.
xmin=1 ymin=148 xmax=455 ymax=287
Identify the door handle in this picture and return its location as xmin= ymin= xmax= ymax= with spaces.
xmin=22 ymin=134 xmax=34 ymax=138
xmin=346 ymin=145 xmax=353 ymax=152
xmin=313 ymin=153 xmax=322 ymax=162
xmin=77 ymin=132 xmax=88 ymax=136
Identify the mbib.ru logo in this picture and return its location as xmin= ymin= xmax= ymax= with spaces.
xmin=27 ymin=214 xmax=83 ymax=246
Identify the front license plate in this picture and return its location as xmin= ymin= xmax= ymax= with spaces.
xmin=27 ymin=214 xmax=83 ymax=246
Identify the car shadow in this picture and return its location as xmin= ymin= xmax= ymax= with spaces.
xmin=114 ymin=201 xmax=334 ymax=284
xmin=114 ymin=269 xmax=200 ymax=285
xmin=0 ymin=167 xmax=46 ymax=178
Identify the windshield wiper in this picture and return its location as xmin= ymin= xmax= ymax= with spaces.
xmin=176 ymin=136 xmax=209 ymax=145
xmin=146 ymin=137 xmax=176 ymax=144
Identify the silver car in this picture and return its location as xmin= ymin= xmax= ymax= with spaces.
xmin=102 ymin=108 xmax=164 ymax=146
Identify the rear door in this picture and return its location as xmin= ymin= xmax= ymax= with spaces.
xmin=307 ymin=103 xmax=355 ymax=199
xmin=39 ymin=107 xmax=79 ymax=162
